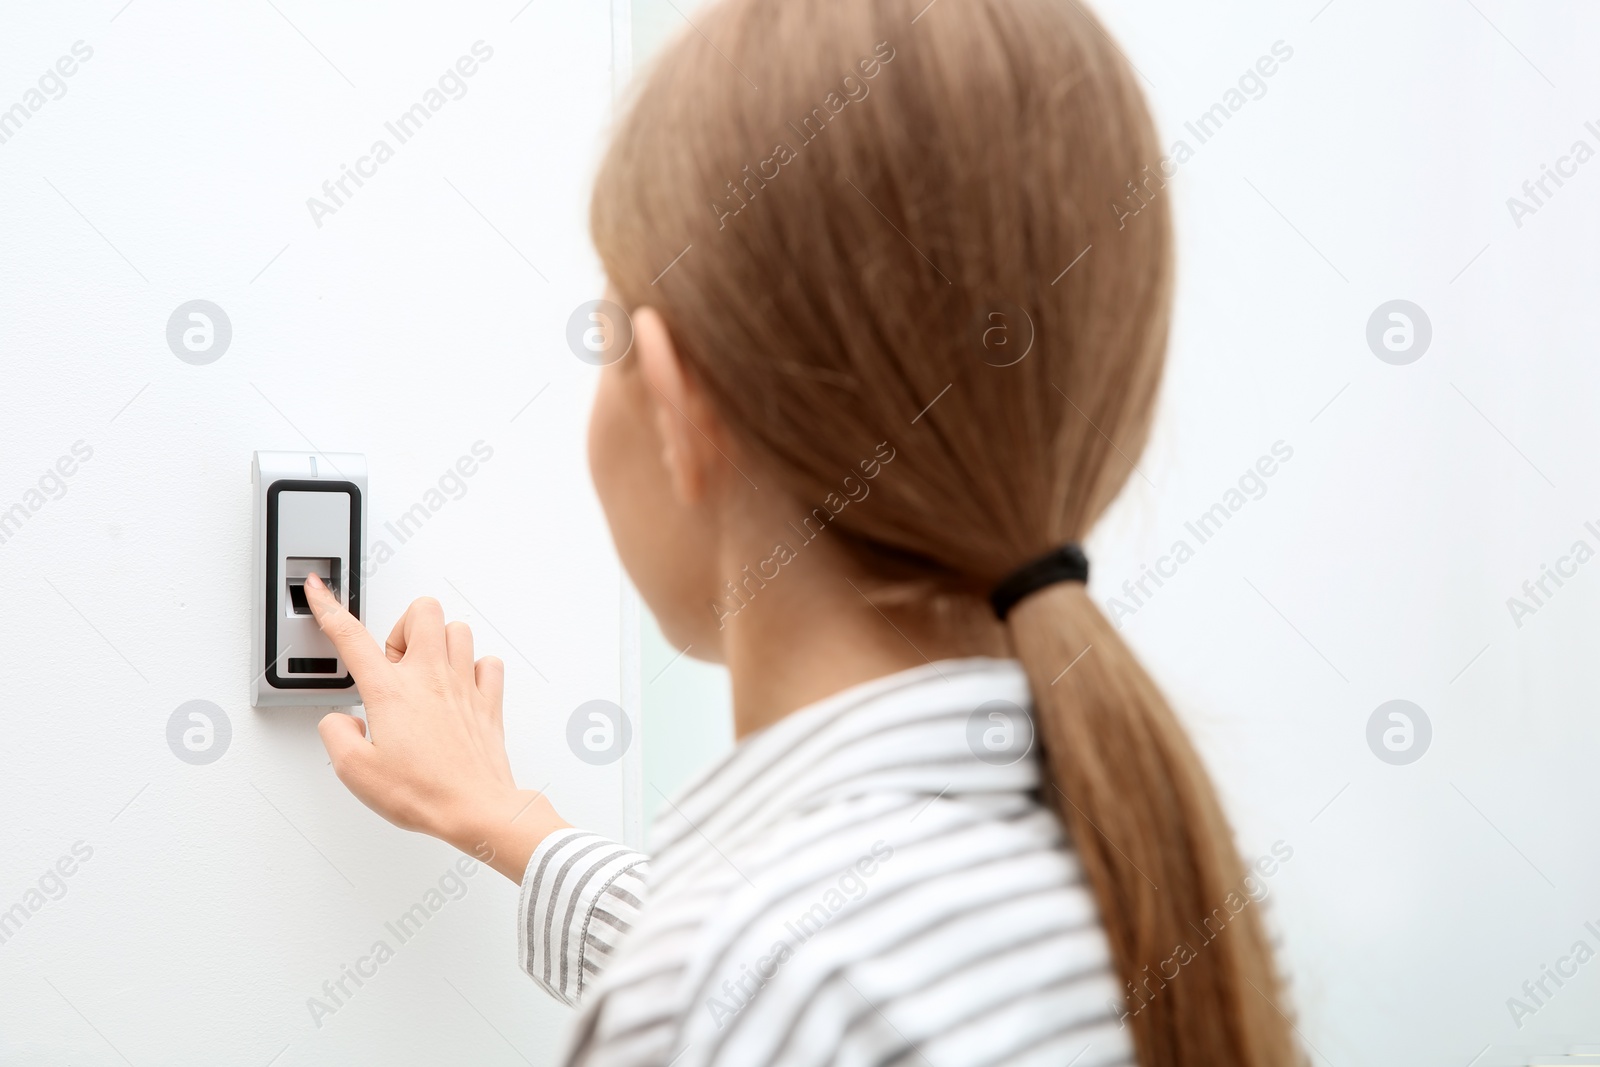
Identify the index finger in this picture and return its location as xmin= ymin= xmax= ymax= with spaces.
xmin=304 ymin=572 xmax=395 ymax=695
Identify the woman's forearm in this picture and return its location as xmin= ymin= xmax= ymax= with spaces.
xmin=446 ymin=788 xmax=572 ymax=883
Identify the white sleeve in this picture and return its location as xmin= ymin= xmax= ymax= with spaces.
xmin=517 ymin=828 xmax=650 ymax=1007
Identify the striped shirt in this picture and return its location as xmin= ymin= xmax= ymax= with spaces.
xmin=518 ymin=657 xmax=1135 ymax=1067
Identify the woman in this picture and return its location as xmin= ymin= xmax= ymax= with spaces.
xmin=302 ymin=0 xmax=1301 ymax=1062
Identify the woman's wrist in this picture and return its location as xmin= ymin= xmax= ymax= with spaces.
xmin=445 ymin=788 xmax=571 ymax=883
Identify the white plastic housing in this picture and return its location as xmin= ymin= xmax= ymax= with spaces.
xmin=251 ymin=451 xmax=367 ymax=707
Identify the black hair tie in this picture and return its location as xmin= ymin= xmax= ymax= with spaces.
xmin=989 ymin=543 xmax=1089 ymax=621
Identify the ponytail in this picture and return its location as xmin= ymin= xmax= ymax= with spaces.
xmin=1009 ymin=584 xmax=1299 ymax=1065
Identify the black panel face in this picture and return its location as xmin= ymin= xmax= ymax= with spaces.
xmin=265 ymin=480 xmax=361 ymax=690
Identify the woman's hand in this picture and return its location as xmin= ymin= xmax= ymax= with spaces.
xmin=303 ymin=573 xmax=568 ymax=882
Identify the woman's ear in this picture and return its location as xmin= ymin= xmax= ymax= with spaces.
xmin=633 ymin=306 xmax=721 ymax=505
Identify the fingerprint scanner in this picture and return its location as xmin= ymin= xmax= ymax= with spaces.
xmin=285 ymin=557 xmax=339 ymax=617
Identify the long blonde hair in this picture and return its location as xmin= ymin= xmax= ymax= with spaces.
xmin=592 ymin=0 xmax=1299 ymax=1062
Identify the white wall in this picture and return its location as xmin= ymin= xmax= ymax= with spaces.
xmin=0 ymin=2 xmax=634 ymax=1064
